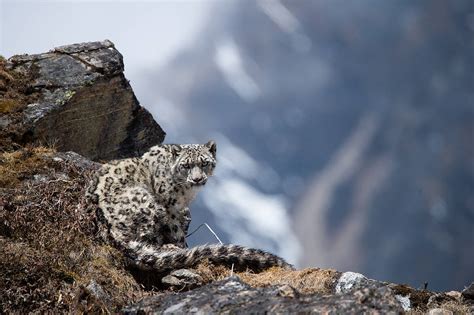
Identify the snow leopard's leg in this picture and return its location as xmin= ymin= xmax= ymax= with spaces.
xmin=99 ymin=186 xmax=188 ymax=256
xmin=179 ymin=207 xmax=191 ymax=241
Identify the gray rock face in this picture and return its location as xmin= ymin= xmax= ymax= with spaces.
xmin=5 ymin=40 xmax=165 ymax=160
xmin=123 ymin=276 xmax=404 ymax=314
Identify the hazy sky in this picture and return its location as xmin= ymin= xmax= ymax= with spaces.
xmin=1 ymin=0 xmax=211 ymax=80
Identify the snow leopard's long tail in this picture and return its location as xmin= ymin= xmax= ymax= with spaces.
xmin=130 ymin=244 xmax=293 ymax=273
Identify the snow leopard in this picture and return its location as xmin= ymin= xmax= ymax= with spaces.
xmin=86 ymin=140 xmax=292 ymax=274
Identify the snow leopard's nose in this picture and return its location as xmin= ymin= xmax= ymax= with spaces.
xmin=189 ymin=167 xmax=207 ymax=185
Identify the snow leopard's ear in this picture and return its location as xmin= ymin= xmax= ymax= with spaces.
xmin=170 ymin=144 xmax=182 ymax=159
xmin=205 ymin=140 xmax=217 ymax=158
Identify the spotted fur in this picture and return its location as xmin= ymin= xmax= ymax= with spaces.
xmin=86 ymin=141 xmax=291 ymax=274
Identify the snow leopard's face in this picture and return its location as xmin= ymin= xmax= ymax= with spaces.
xmin=172 ymin=141 xmax=217 ymax=186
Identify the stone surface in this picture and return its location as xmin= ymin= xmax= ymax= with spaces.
xmin=395 ymin=294 xmax=411 ymax=311
xmin=86 ymin=280 xmax=111 ymax=304
xmin=3 ymin=40 xmax=165 ymax=160
xmin=123 ymin=276 xmax=405 ymax=314
xmin=335 ymin=271 xmax=372 ymax=294
xmin=161 ymin=269 xmax=204 ymax=289
xmin=428 ymin=308 xmax=454 ymax=315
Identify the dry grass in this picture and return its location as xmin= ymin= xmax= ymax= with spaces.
xmin=408 ymin=302 xmax=472 ymax=315
xmin=0 ymin=98 xmax=21 ymax=114
xmin=236 ymin=267 xmax=338 ymax=294
xmin=0 ymin=58 xmax=37 ymax=114
xmin=0 ymin=56 xmax=41 ymax=152
xmin=0 ymin=66 xmax=15 ymax=96
xmin=0 ymin=146 xmax=54 ymax=187
xmin=436 ymin=300 xmax=472 ymax=314
xmin=0 ymin=147 xmax=147 ymax=313
xmin=191 ymin=261 xmax=338 ymax=295
xmin=194 ymin=261 xmax=232 ymax=283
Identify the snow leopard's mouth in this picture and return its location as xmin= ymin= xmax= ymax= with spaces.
xmin=188 ymin=179 xmax=207 ymax=186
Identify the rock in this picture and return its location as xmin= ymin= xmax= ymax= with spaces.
xmin=54 ymin=151 xmax=100 ymax=170
xmin=161 ymin=269 xmax=203 ymax=289
xmin=123 ymin=276 xmax=404 ymax=314
xmin=428 ymin=308 xmax=454 ymax=315
xmin=462 ymin=282 xmax=474 ymax=301
xmin=335 ymin=271 xmax=374 ymax=294
xmin=0 ymin=116 xmax=11 ymax=129
xmin=445 ymin=291 xmax=462 ymax=300
xmin=273 ymin=284 xmax=299 ymax=298
xmin=395 ymin=294 xmax=411 ymax=311
xmin=3 ymin=40 xmax=165 ymax=160
xmin=86 ymin=280 xmax=110 ymax=304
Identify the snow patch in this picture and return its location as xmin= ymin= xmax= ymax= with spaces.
xmin=335 ymin=271 xmax=367 ymax=294
xmin=395 ymin=294 xmax=411 ymax=311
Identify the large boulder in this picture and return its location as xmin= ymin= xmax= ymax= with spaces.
xmin=1 ymin=40 xmax=165 ymax=160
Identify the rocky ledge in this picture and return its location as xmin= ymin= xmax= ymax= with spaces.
xmin=124 ymin=271 xmax=474 ymax=314
xmin=0 ymin=41 xmax=472 ymax=314
xmin=0 ymin=40 xmax=164 ymax=160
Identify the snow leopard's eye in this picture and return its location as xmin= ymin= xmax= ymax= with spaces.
xmin=182 ymin=163 xmax=191 ymax=169
xmin=202 ymin=161 xmax=209 ymax=167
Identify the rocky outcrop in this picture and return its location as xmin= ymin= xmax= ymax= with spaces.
xmin=124 ymin=270 xmax=473 ymax=314
xmin=123 ymin=276 xmax=404 ymax=314
xmin=1 ymin=40 xmax=164 ymax=160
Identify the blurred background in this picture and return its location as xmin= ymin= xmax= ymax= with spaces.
xmin=2 ymin=0 xmax=473 ymax=291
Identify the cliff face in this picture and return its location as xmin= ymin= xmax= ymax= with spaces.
xmin=0 ymin=41 xmax=473 ymax=313
xmin=1 ymin=40 xmax=164 ymax=160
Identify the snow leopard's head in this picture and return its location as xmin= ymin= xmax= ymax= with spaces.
xmin=171 ymin=140 xmax=216 ymax=186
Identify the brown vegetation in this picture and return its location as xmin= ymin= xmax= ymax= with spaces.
xmin=237 ymin=267 xmax=338 ymax=294
xmin=0 ymin=57 xmax=38 ymax=114
xmin=0 ymin=147 xmax=146 ymax=312
xmin=0 ymin=57 xmax=41 ymax=151
xmin=0 ymin=147 xmax=54 ymax=188
xmin=194 ymin=263 xmax=339 ymax=295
